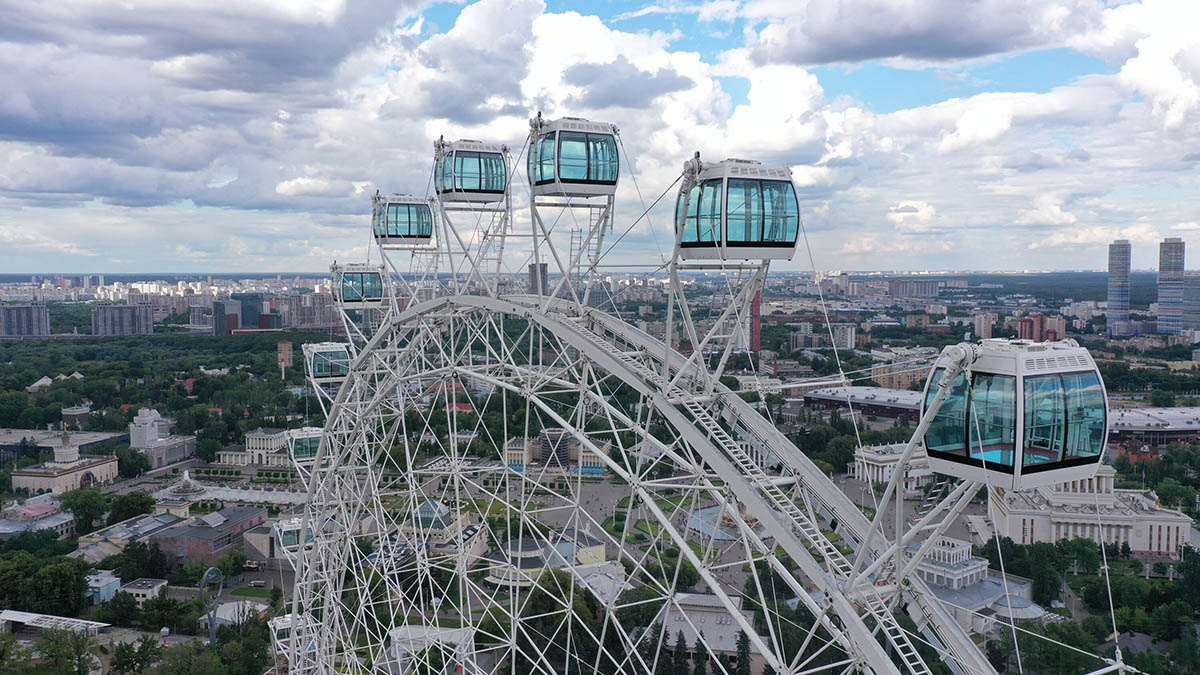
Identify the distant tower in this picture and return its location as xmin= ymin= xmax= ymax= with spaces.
xmin=1185 ymin=273 xmax=1200 ymax=332
xmin=1107 ymin=239 xmax=1131 ymax=337
xmin=1158 ymin=237 xmax=1185 ymax=335
xmin=528 ymin=263 xmax=549 ymax=296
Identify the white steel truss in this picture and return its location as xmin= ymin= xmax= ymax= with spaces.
xmin=287 ymin=135 xmax=1124 ymax=675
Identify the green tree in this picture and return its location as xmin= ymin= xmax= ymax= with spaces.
xmin=141 ymin=590 xmax=186 ymax=634
xmin=215 ymin=549 xmax=246 ymax=579
xmin=692 ymin=632 xmax=709 ymax=675
xmin=735 ymin=630 xmax=751 ymax=675
xmin=117 ymin=540 xmax=169 ymax=582
xmin=269 ymin=586 xmax=283 ymax=609
xmin=197 ymin=438 xmax=221 ymax=463
xmin=107 ymin=490 xmax=155 ymax=525
xmin=671 ymin=630 xmax=690 ymax=675
xmin=115 ymin=444 xmax=152 ymax=478
xmin=0 ymin=632 xmax=31 ymax=673
xmin=60 ymin=487 xmax=108 ymax=534
xmin=1002 ymin=620 xmax=1097 ymax=675
xmin=1149 ymin=389 xmax=1176 ymax=406
xmin=112 ymin=640 xmax=141 ymax=673
xmin=34 ymin=628 xmax=73 ymax=671
xmin=66 ymin=630 xmax=98 ymax=675
xmin=1181 ymin=546 xmax=1200 ymax=610
xmin=99 ymin=591 xmax=141 ymax=627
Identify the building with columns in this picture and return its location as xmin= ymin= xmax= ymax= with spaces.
xmin=910 ymin=536 xmax=1041 ymax=635
xmin=11 ymin=431 xmax=118 ymax=495
xmin=216 ymin=428 xmax=321 ymax=467
xmin=852 ymin=443 xmax=934 ymax=497
xmin=990 ymin=464 xmax=1193 ymax=558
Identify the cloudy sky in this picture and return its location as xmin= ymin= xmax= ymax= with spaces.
xmin=2 ymin=0 xmax=1198 ymax=274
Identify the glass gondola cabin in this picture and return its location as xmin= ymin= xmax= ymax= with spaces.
xmin=921 ymin=339 xmax=1108 ymax=490
xmin=333 ymin=263 xmax=386 ymax=309
xmin=289 ymin=427 xmax=323 ymax=465
xmin=527 ymin=117 xmax=619 ymax=198
xmin=435 ymin=140 xmax=507 ymax=203
xmin=372 ymin=193 xmax=433 ymax=247
xmin=675 ymin=159 xmax=800 ymax=261
xmin=302 ymin=342 xmax=350 ymax=381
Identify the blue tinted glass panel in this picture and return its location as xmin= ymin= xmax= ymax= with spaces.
xmin=480 ymin=152 xmax=505 ymax=192
xmin=372 ymin=205 xmax=383 ymax=236
xmin=439 ymin=156 xmax=453 ymax=193
xmin=537 ymin=133 xmax=555 ymax=183
xmin=385 ymin=204 xmax=406 ymax=236
xmin=341 ymin=273 xmax=382 ymax=301
xmin=696 ymin=179 xmax=721 ymax=244
xmin=762 ymin=180 xmax=799 ymax=244
xmin=968 ymin=374 xmax=1016 ymax=467
xmin=341 ymin=273 xmax=363 ymax=301
xmin=1023 ymin=374 xmax=1066 ymax=466
xmin=558 ymin=132 xmax=588 ymax=181
xmin=312 ymin=350 xmax=348 ymax=376
xmin=677 ymin=185 xmax=699 ymax=244
xmin=924 ymin=368 xmax=969 ymax=455
xmin=587 ymin=134 xmax=618 ymax=183
xmin=455 ymin=152 xmax=482 ymax=191
xmin=1062 ymin=371 xmax=1105 ymax=462
xmin=412 ymin=203 xmax=432 ymax=236
xmin=727 ymin=179 xmax=763 ymax=243
xmin=364 ymin=272 xmax=382 ymax=299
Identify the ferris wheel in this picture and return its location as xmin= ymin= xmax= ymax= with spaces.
xmin=283 ymin=114 xmax=1128 ymax=675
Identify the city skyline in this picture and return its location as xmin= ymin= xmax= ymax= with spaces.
xmin=2 ymin=1 xmax=1199 ymax=273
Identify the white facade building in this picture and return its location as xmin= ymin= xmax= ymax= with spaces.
xmin=130 ymin=409 xmax=195 ymax=468
xmin=217 ymin=428 xmax=321 ymax=467
xmin=852 ymin=443 xmax=934 ymax=496
xmin=120 ymin=578 xmax=168 ymax=607
xmin=990 ymin=464 xmax=1194 ymax=557
xmin=910 ymin=537 xmax=1042 ymax=635
xmin=914 ymin=537 xmax=989 ymax=590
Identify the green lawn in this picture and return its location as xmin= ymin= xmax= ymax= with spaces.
xmin=231 ymin=586 xmax=273 ymax=598
xmin=634 ymin=519 xmax=663 ymax=537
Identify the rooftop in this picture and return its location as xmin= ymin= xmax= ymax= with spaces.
xmin=80 ymin=512 xmax=182 ymax=543
xmin=0 ymin=428 xmax=123 ymax=448
xmin=0 ymin=609 xmax=110 ymax=634
xmin=804 ymin=386 xmax=923 ymax=410
xmin=153 ymin=506 xmax=265 ymax=541
xmin=0 ymin=511 xmax=72 ymax=536
xmin=121 ymin=578 xmax=168 ymax=590
xmin=1110 ymin=406 xmax=1200 ymax=432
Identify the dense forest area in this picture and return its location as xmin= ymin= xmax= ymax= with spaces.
xmin=0 ymin=332 xmax=330 ymax=459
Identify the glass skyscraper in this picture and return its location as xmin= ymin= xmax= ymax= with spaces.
xmin=1158 ymin=237 xmax=1185 ymax=335
xmin=1107 ymin=239 xmax=1130 ymax=337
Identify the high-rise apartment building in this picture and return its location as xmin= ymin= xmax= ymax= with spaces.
xmin=0 ymin=304 xmax=51 ymax=337
xmin=888 ymin=280 xmax=940 ymax=298
xmin=1184 ymin=274 xmax=1200 ymax=332
xmin=528 ymin=263 xmax=549 ymax=296
xmin=91 ymin=303 xmax=153 ymax=336
xmin=1158 ymin=237 xmax=1185 ymax=335
xmin=231 ymin=293 xmax=266 ymax=329
xmin=973 ymin=313 xmax=996 ymax=340
xmin=831 ymin=323 xmax=857 ymax=350
xmin=212 ymin=300 xmax=242 ymax=335
xmin=1107 ymin=239 xmax=1131 ymax=337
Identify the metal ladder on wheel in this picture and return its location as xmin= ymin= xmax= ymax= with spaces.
xmin=570 ymin=318 xmax=931 ymax=675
